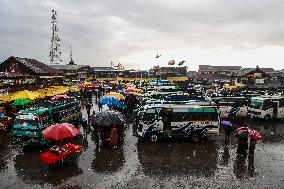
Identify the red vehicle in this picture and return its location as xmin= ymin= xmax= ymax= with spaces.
xmin=39 ymin=143 xmax=82 ymax=167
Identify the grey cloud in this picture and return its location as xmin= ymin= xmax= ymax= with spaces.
xmin=0 ymin=0 xmax=284 ymax=67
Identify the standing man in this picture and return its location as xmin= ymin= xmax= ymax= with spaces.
xmin=86 ymin=102 xmax=92 ymax=119
xmin=109 ymin=125 xmax=118 ymax=148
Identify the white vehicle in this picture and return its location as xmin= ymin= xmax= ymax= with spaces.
xmin=211 ymin=97 xmax=249 ymax=118
xmin=248 ymin=96 xmax=284 ymax=120
xmin=137 ymin=104 xmax=220 ymax=142
xmin=149 ymin=79 xmax=172 ymax=86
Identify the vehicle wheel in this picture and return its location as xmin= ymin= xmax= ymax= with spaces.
xmin=149 ymin=133 xmax=159 ymax=142
xmin=191 ymin=132 xmax=201 ymax=143
xmin=264 ymin=114 xmax=271 ymax=121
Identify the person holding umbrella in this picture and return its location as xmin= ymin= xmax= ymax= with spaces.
xmin=108 ymin=124 xmax=118 ymax=148
xmin=248 ymin=129 xmax=261 ymax=156
xmin=235 ymin=127 xmax=249 ymax=156
xmin=221 ymin=120 xmax=234 ymax=144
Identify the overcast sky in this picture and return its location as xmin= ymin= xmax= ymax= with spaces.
xmin=0 ymin=0 xmax=284 ymax=71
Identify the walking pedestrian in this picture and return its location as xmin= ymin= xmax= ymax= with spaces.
xmin=224 ymin=125 xmax=233 ymax=144
xmin=86 ymin=103 xmax=92 ymax=119
xmin=98 ymin=102 xmax=103 ymax=111
xmin=249 ymin=137 xmax=256 ymax=156
xmin=235 ymin=127 xmax=249 ymax=156
xmin=221 ymin=120 xmax=234 ymax=144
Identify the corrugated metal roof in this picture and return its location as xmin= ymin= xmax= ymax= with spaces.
xmin=14 ymin=57 xmax=62 ymax=74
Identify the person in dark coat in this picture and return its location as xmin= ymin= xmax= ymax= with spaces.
xmin=86 ymin=103 xmax=92 ymax=119
xmin=223 ymin=124 xmax=233 ymax=144
xmin=236 ymin=128 xmax=249 ymax=156
xmin=98 ymin=102 xmax=103 ymax=112
xmin=249 ymin=138 xmax=256 ymax=156
xmin=108 ymin=125 xmax=118 ymax=147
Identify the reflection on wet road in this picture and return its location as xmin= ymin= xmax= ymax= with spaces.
xmin=0 ymin=103 xmax=284 ymax=188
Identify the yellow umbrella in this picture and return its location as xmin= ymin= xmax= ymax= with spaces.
xmin=104 ymin=92 xmax=125 ymax=100
xmin=223 ymin=85 xmax=238 ymax=90
xmin=8 ymin=90 xmax=40 ymax=101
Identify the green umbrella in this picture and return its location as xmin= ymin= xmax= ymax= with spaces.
xmin=12 ymin=98 xmax=32 ymax=106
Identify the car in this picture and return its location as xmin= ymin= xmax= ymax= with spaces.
xmin=39 ymin=143 xmax=82 ymax=167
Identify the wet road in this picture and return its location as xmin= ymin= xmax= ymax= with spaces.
xmin=1 ymin=103 xmax=284 ymax=188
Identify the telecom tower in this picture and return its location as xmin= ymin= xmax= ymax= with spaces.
xmin=68 ymin=45 xmax=75 ymax=65
xmin=49 ymin=10 xmax=62 ymax=65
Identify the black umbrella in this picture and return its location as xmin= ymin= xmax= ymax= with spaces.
xmin=91 ymin=110 xmax=125 ymax=126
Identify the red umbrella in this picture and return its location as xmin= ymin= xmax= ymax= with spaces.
xmin=248 ymin=129 xmax=262 ymax=141
xmin=77 ymin=84 xmax=85 ymax=89
xmin=51 ymin=95 xmax=70 ymax=100
xmin=42 ymin=123 xmax=80 ymax=140
xmin=91 ymin=83 xmax=101 ymax=88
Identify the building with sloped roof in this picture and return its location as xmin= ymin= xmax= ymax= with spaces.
xmin=0 ymin=56 xmax=63 ymax=87
xmin=231 ymin=66 xmax=277 ymax=86
xmin=51 ymin=64 xmax=93 ymax=84
xmin=149 ymin=66 xmax=188 ymax=78
xmin=197 ymin=65 xmax=242 ymax=83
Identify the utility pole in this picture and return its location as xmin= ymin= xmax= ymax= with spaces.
xmin=49 ymin=10 xmax=62 ymax=65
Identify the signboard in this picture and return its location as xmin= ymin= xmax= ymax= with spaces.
xmin=255 ymin=79 xmax=265 ymax=84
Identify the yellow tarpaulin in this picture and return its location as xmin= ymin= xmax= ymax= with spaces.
xmin=0 ymin=86 xmax=70 ymax=102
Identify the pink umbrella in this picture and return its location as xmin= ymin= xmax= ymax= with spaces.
xmin=125 ymin=88 xmax=135 ymax=93
xmin=248 ymin=129 xmax=262 ymax=141
xmin=51 ymin=95 xmax=70 ymax=100
xmin=42 ymin=123 xmax=80 ymax=140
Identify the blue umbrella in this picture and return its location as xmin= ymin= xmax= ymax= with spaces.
xmin=99 ymin=96 xmax=127 ymax=108
xmin=221 ymin=120 xmax=234 ymax=128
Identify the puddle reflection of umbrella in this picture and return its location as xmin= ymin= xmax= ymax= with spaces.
xmin=91 ymin=110 xmax=125 ymax=126
xmin=42 ymin=123 xmax=80 ymax=140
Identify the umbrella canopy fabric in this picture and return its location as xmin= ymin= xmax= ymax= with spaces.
xmin=125 ymin=88 xmax=136 ymax=93
xmin=99 ymin=96 xmax=126 ymax=108
xmin=221 ymin=120 xmax=233 ymax=128
xmin=91 ymin=83 xmax=101 ymax=88
xmin=248 ymin=129 xmax=262 ymax=141
xmin=91 ymin=110 xmax=125 ymax=126
xmin=9 ymin=90 xmax=40 ymax=101
xmin=77 ymin=84 xmax=85 ymax=89
xmin=51 ymin=95 xmax=70 ymax=100
xmin=42 ymin=123 xmax=80 ymax=140
xmin=104 ymin=92 xmax=125 ymax=100
xmin=11 ymin=98 xmax=32 ymax=106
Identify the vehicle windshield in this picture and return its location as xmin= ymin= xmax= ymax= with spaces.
xmin=250 ymin=99 xmax=263 ymax=109
xmin=14 ymin=114 xmax=39 ymax=127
